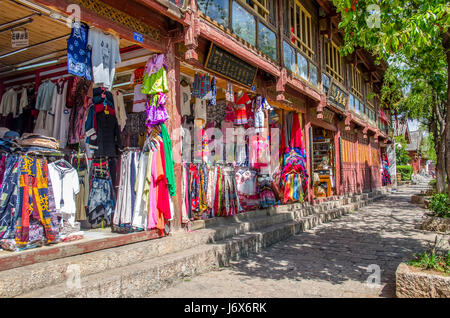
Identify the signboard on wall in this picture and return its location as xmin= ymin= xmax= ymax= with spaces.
xmin=327 ymin=81 xmax=349 ymax=110
xmin=11 ymin=29 xmax=29 ymax=48
xmin=205 ymin=43 xmax=258 ymax=88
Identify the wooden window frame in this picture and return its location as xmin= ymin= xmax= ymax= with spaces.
xmin=323 ymin=36 xmax=344 ymax=83
xmin=288 ymin=0 xmax=314 ymax=59
xmin=351 ymin=65 xmax=363 ymax=99
xmin=239 ymin=0 xmax=277 ymax=27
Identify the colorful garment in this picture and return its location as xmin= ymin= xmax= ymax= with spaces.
xmin=67 ymin=22 xmax=92 ymax=81
xmin=234 ymin=92 xmax=251 ymax=125
xmin=15 ymin=156 xmax=59 ymax=247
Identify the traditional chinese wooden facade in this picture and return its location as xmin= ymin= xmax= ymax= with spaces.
xmin=1 ymin=0 xmax=393 ymax=224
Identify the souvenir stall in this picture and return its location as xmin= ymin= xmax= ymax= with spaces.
xmin=0 ymin=0 xmax=175 ymax=251
xmin=178 ymin=57 xmax=308 ymax=222
xmin=381 ymin=151 xmax=391 ymax=186
xmin=311 ymin=126 xmax=335 ymax=198
xmin=178 ymin=62 xmax=277 ymax=221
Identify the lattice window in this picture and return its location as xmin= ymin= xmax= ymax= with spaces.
xmin=366 ymin=82 xmax=375 ymax=109
xmin=351 ymin=66 xmax=363 ymax=99
xmin=290 ymin=0 xmax=314 ymax=59
xmin=244 ymin=0 xmax=276 ymax=25
xmin=324 ymin=36 xmax=344 ymax=82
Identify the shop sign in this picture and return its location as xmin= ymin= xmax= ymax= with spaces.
xmin=322 ymin=108 xmax=335 ymax=124
xmin=311 ymin=108 xmax=335 ymax=124
xmin=327 ymin=82 xmax=348 ymax=110
xmin=205 ymin=43 xmax=258 ymax=88
xmin=133 ymin=32 xmax=143 ymax=43
xmin=11 ymin=29 xmax=29 ymax=48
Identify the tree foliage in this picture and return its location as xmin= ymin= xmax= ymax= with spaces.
xmin=394 ymin=135 xmax=411 ymax=165
xmin=331 ymin=0 xmax=450 ymax=193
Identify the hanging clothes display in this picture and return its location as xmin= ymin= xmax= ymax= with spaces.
xmin=87 ymin=28 xmax=121 ymax=89
xmin=382 ymin=153 xmax=391 ymax=186
xmin=86 ymin=159 xmax=115 ymax=228
xmin=113 ymin=149 xmax=139 ymax=232
xmin=67 ymin=22 xmax=93 ymax=81
xmin=49 ymin=79 xmax=71 ymax=148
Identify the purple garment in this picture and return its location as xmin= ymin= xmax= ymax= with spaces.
xmin=0 ymin=156 xmax=6 ymax=187
xmin=146 ymin=93 xmax=169 ymax=127
xmin=144 ymin=54 xmax=167 ymax=75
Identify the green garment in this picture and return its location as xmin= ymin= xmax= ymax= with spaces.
xmin=161 ymin=124 xmax=176 ymax=196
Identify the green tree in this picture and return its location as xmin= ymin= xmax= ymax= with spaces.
xmin=420 ymin=131 xmax=437 ymax=163
xmin=331 ymin=0 xmax=450 ymax=194
xmin=394 ymin=135 xmax=411 ymax=165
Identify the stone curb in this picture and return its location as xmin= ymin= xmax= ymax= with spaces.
xmin=396 ymin=263 xmax=450 ymax=298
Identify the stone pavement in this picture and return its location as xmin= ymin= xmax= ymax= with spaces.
xmin=151 ymin=184 xmax=449 ymax=298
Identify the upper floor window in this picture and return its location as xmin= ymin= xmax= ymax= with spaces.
xmin=351 ymin=66 xmax=363 ymax=99
xmin=245 ymin=0 xmax=276 ymax=26
xmin=233 ymin=1 xmax=256 ymax=46
xmin=197 ymin=0 xmax=229 ymax=27
xmin=366 ymin=82 xmax=375 ymax=108
xmin=289 ymin=0 xmax=314 ymax=59
xmin=323 ymin=36 xmax=344 ymax=83
xmin=198 ymin=0 xmax=278 ymax=61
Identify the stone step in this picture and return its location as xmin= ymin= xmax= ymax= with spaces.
xmin=3 ymin=192 xmax=384 ymax=297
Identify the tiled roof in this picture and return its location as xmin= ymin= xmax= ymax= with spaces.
xmin=406 ymin=131 xmax=422 ymax=151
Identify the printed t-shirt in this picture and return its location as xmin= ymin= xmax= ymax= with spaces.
xmin=87 ymin=28 xmax=121 ymax=89
xmin=48 ymin=163 xmax=80 ymax=227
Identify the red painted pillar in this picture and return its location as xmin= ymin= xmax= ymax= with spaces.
xmin=164 ymin=38 xmax=182 ymax=230
xmin=304 ymin=106 xmax=313 ymax=203
xmin=355 ymin=133 xmax=360 ymax=193
xmin=334 ymin=121 xmax=341 ymax=196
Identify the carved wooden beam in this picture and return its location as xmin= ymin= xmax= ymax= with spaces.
xmin=345 ymin=113 xmax=352 ymax=130
xmin=184 ymin=0 xmax=199 ymax=63
xmin=276 ymin=68 xmax=287 ymax=102
xmin=374 ymin=129 xmax=380 ymax=143
xmin=34 ymin=0 xmax=165 ymax=52
xmin=363 ymin=126 xmax=369 ymax=139
xmin=135 ymin=0 xmax=187 ymax=26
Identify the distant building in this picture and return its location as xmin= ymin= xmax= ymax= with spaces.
xmin=406 ymin=131 xmax=423 ymax=173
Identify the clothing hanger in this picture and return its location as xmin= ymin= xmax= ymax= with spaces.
xmin=180 ymin=79 xmax=189 ymax=87
xmin=54 ymin=158 xmax=73 ymax=169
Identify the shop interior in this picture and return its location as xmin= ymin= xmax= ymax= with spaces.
xmin=177 ymin=61 xmax=309 ymax=221
xmin=0 ymin=0 xmax=169 ymax=253
xmin=311 ymin=126 xmax=335 ymax=198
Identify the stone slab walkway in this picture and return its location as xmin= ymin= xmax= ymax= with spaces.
xmin=151 ymin=184 xmax=449 ymax=298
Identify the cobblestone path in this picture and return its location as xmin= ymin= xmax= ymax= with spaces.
xmin=152 ymin=184 xmax=449 ymax=298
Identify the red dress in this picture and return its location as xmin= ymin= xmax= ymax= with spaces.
xmin=234 ymin=92 xmax=251 ymax=125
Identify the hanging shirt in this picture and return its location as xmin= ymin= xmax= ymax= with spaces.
xmin=35 ymin=81 xmax=56 ymax=111
xmin=130 ymin=67 xmax=145 ymax=86
xmin=0 ymin=88 xmax=17 ymax=116
xmin=67 ymin=22 xmax=92 ymax=81
xmin=194 ymin=98 xmax=207 ymax=125
xmin=112 ymin=89 xmax=127 ymax=131
xmin=132 ymin=84 xmax=147 ymax=113
xmin=48 ymin=163 xmax=80 ymax=227
xmin=87 ymin=28 xmax=121 ymax=89
xmin=14 ymin=88 xmax=28 ymax=118
xmin=180 ymin=84 xmax=191 ymax=117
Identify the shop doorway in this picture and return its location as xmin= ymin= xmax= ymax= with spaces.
xmin=311 ymin=126 xmax=336 ymax=198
